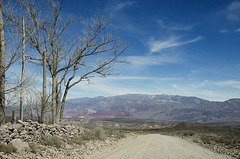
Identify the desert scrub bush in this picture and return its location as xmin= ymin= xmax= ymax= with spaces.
xmin=29 ymin=143 xmax=41 ymax=154
xmin=182 ymin=130 xmax=195 ymax=137
xmin=68 ymin=128 xmax=126 ymax=145
xmin=68 ymin=136 xmax=85 ymax=145
xmin=107 ymin=129 xmax=126 ymax=139
xmin=82 ymin=127 xmax=107 ymax=141
xmin=0 ymin=143 xmax=16 ymax=154
xmin=200 ymin=134 xmax=218 ymax=145
xmin=199 ymin=132 xmax=240 ymax=149
xmin=94 ymin=127 xmax=107 ymax=140
xmin=81 ymin=130 xmax=97 ymax=141
xmin=210 ymin=134 xmax=240 ymax=149
xmin=42 ymin=136 xmax=63 ymax=149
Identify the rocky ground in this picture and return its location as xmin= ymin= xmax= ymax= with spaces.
xmin=184 ymin=135 xmax=240 ymax=158
xmin=0 ymin=120 xmax=239 ymax=159
xmin=1 ymin=135 xmax=129 ymax=159
xmin=0 ymin=120 xmax=129 ymax=159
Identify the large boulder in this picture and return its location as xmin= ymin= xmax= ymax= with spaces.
xmin=8 ymin=139 xmax=29 ymax=153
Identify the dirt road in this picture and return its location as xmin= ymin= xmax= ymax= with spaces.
xmin=86 ymin=134 xmax=234 ymax=159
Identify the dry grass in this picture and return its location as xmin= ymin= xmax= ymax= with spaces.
xmin=68 ymin=127 xmax=107 ymax=146
xmin=68 ymin=127 xmax=126 ymax=146
xmin=0 ymin=143 xmax=17 ymax=154
xmin=106 ymin=129 xmax=126 ymax=139
xmin=29 ymin=143 xmax=41 ymax=154
xmin=68 ymin=136 xmax=85 ymax=145
xmin=42 ymin=136 xmax=63 ymax=149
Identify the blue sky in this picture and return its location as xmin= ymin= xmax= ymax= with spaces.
xmin=63 ymin=0 xmax=240 ymax=101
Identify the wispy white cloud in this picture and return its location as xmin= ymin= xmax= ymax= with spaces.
xmin=235 ymin=28 xmax=240 ymax=32
xmin=157 ymin=19 xmax=167 ymax=29
xmin=149 ymin=36 xmax=202 ymax=53
xmin=67 ymin=75 xmax=240 ymax=101
xmin=157 ymin=19 xmax=196 ymax=31
xmin=224 ymin=1 xmax=240 ymax=21
xmin=228 ymin=1 xmax=240 ymax=11
xmin=128 ymin=53 xmax=184 ymax=66
xmin=170 ymin=80 xmax=240 ymax=101
xmin=115 ymin=1 xmax=138 ymax=11
xmin=187 ymin=69 xmax=204 ymax=78
xmin=104 ymin=76 xmax=154 ymax=80
xmin=169 ymin=25 xmax=195 ymax=31
xmin=215 ymin=80 xmax=240 ymax=89
xmin=68 ymin=76 xmax=158 ymax=99
xmin=90 ymin=76 xmax=181 ymax=82
xmin=219 ymin=29 xmax=228 ymax=33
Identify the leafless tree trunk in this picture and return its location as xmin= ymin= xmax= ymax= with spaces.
xmin=0 ymin=2 xmax=6 ymax=124
xmin=20 ymin=15 xmax=25 ymax=121
xmin=41 ymin=50 xmax=47 ymax=123
xmin=12 ymin=110 xmax=16 ymax=124
xmin=52 ymin=74 xmax=57 ymax=123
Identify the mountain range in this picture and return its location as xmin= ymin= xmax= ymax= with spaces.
xmin=64 ymin=94 xmax=240 ymax=123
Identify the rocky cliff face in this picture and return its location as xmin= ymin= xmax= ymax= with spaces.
xmin=64 ymin=94 xmax=240 ymax=123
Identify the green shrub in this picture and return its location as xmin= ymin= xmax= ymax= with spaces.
xmin=42 ymin=136 xmax=63 ymax=149
xmin=0 ymin=143 xmax=17 ymax=154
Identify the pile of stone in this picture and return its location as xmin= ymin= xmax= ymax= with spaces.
xmin=0 ymin=120 xmax=84 ymax=153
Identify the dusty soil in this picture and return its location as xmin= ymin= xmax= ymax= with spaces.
xmin=1 ymin=133 xmax=236 ymax=159
xmin=85 ymin=134 xmax=234 ymax=159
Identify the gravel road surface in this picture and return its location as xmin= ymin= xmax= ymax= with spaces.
xmin=86 ymin=134 xmax=234 ymax=159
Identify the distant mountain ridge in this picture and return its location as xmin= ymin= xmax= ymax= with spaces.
xmin=64 ymin=94 xmax=240 ymax=123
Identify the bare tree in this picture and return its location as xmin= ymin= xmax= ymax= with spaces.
xmin=0 ymin=1 xmax=8 ymax=124
xmin=14 ymin=0 xmax=130 ymax=124
xmin=57 ymin=14 xmax=130 ymax=122
xmin=19 ymin=15 xmax=25 ymax=121
xmin=0 ymin=2 xmax=5 ymax=124
xmin=0 ymin=1 xmax=37 ymax=124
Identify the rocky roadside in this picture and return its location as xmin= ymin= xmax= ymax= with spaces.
xmin=181 ymin=136 xmax=240 ymax=158
xmin=0 ymin=120 xmax=84 ymax=143
xmin=0 ymin=120 xmax=128 ymax=159
xmin=1 ymin=136 xmax=127 ymax=159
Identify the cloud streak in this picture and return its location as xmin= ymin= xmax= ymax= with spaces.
xmin=115 ymin=1 xmax=138 ymax=11
xmin=149 ymin=36 xmax=202 ymax=53
xmin=215 ymin=80 xmax=240 ymax=89
xmin=68 ymin=76 xmax=240 ymax=101
xmin=157 ymin=19 xmax=196 ymax=31
xmin=224 ymin=1 xmax=240 ymax=21
xmin=127 ymin=53 xmax=184 ymax=66
xmin=235 ymin=28 xmax=240 ymax=32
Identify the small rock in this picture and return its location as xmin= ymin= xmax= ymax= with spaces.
xmin=9 ymin=133 xmax=17 ymax=138
xmin=65 ymin=144 xmax=72 ymax=150
xmin=17 ymin=120 xmax=24 ymax=125
xmin=25 ymin=119 xmax=32 ymax=122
